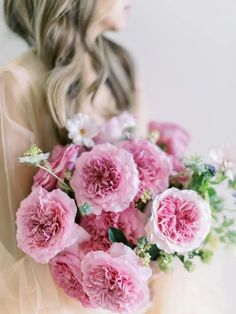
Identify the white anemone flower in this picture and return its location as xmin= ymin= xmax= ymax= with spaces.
xmin=66 ymin=113 xmax=99 ymax=147
xmin=209 ymin=145 xmax=236 ymax=180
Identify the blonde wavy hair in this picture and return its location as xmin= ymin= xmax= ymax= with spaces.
xmin=3 ymin=0 xmax=136 ymax=132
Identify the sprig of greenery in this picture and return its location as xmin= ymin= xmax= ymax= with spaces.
xmin=18 ymin=144 xmax=73 ymax=193
xmin=184 ymin=156 xmax=218 ymax=198
xmin=213 ymin=216 xmax=236 ymax=245
xmin=134 ymin=237 xmax=160 ymax=266
xmin=157 ymin=252 xmax=174 ymax=272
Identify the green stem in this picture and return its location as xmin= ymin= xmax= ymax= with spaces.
xmin=37 ymin=163 xmax=73 ymax=192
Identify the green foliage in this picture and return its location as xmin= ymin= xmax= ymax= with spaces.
xmin=108 ymin=228 xmax=128 ymax=245
xmin=122 ymin=126 xmax=137 ymax=140
xmin=229 ymin=177 xmax=236 ymax=190
xmin=79 ymin=203 xmax=92 ymax=216
xmin=134 ymin=237 xmax=160 ymax=266
xmin=199 ymin=248 xmax=214 ymax=264
xmin=157 ymin=252 xmax=174 ymax=272
xmin=183 ymin=260 xmax=196 ymax=272
xmin=214 ymin=217 xmax=236 ymax=245
xmin=184 ymin=156 xmax=219 ymax=198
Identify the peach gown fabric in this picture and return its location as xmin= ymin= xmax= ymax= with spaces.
xmin=0 ymin=48 xmax=234 ymax=314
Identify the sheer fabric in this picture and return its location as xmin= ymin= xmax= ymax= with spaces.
xmin=0 ymin=49 xmax=233 ymax=314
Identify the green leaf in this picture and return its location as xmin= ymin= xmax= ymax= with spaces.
xmin=108 ymin=228 xmax=128 ymax=245
xmin=227 ymin=231 xmax=236 ymax=244
xmin=207 ymin=187 xmax=217 ymax=197
xmin=148 ymin=244 xmax=160 ymax=260
xmin=229 ymin=177 xmax=236 ymax=190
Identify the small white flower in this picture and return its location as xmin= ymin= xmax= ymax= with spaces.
xmin=18 ymin=153 xmax=50 ymax=165
xmin=209 ymin=145 xmax=236 ymax=180
xmin=66 ymin=113 xmax=99 ymax=147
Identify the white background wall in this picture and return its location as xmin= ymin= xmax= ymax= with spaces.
xmin=0 ymin=0 xmax=236 ymax=156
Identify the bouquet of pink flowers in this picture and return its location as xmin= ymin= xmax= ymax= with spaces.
xmin=17 ymin=112 xmax=236 ymax=313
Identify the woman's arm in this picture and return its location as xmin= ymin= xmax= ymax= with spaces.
xmin=0 ymin=68 xmax=37 ymax=259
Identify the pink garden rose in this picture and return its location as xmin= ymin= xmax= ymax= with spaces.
xmin=95 ymin=112 xmax=137 ymax=144
xmin=33 ymin=144 xmax=82 ymax=191
xmin=16 ymin=187 xmax=81 ymax=263
xmin=148 ymin=121 xmax=190 ymax=159
xmin=81 ymin=243 xmax=152 ymax=313
xmin=120 ymin=139 xmax=172 ymax=197
xmin=49 ymin=231 xmax=93 ymax=307
xmin=70 ymin=143 xmax=139 ymax=215
xmin=80 ymin=204 xmax=146 ymax=253
xmin=146 ymin=188 xmax=211 ymax=253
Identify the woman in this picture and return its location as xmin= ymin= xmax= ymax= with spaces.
xmin=0 ymin=1 xmax=228 ymax=313
xmin=0 ymin=1 xmax=148 ymax=313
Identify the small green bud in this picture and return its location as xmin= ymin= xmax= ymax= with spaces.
xmin=137 ymin=237 xmax=147 ymax=249
xmin=148 ymin=130 xmax=160 ymax=144
xmin=64 ymin=170 xmax=73 ymax=181
xmin=140 ymin=253 xmax=151 ymax=267
xmin=79 ymin=203 xmax=92 ymax=216
xmin=158 ymin=253 xmax=174 ymax=272
xmin=199 ymin=249 xmax=214 ymax=264
xmin=184 ymin=260 xmax=195 ymax=272
xmin=122 ymin=126 xmax=137 ymax=140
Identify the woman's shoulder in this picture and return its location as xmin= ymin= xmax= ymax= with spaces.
xmin=0 ymin=48 xmax=48 ymax=132
xmin=0 ymin=48 xmax=47 ymax=91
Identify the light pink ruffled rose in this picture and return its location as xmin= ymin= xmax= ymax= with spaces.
xmin=80 ymin=204 xmax=146 ymax=252
xmin=148 ymin=121 xmax=190 ymax=159
xmin=146 ymin=188 xmax=211 ymax=253
xmin=16 ymin=187 xmax=81 ymax=263
xmin=81 ymin=243 xmax=152 ymax=313
xmin=120 ymin=139 xmax=172 ymax=196
xmin=95 ymin=112 xmax=137 ymax=144
xmin=49 ymin=231 xmax=93 ymax=307
xmin=70 ymin=143 xmax=139 ymax=215
xmin=33 ymin=144 xmax=82 ymax=191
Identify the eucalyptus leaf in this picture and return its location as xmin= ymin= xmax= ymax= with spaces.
xmin=108 ymin=228 xmax=128 ymax=245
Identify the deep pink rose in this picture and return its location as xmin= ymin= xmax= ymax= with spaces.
xmin=80 ymin=204 xmax=146 ymax=252
xmin=146 ymin=188 xmax=211 ymax=253
xmin=16 ymin=187 xmax=81 ymax=263
xmin=33 ymin=144 xmax=82 ymax=191
xmin=120 ymin=139 xmax=172 ymax=196
xmin=80 ymin=211 xmax=119 ymax=253
xmin=148 ymin=121 xmax=190 ymax=159
xmin=70 ymin=143 xmax=139 ymax=215
xmin=95 ymin=112 xmax=137 ymax=144
xmin=49 ymin=232 xmax=93 ymax=307
xmin=118 ymin=204 xmax=146 ymax=244
xmin=81 ymin=243 xmax=152 ymax=313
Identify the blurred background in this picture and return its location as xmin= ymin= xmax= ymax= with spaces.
xmin=1 ymin=0 xmax=235 ymax=156
xmin=0 ymin=1 xmax=236 ymax=312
